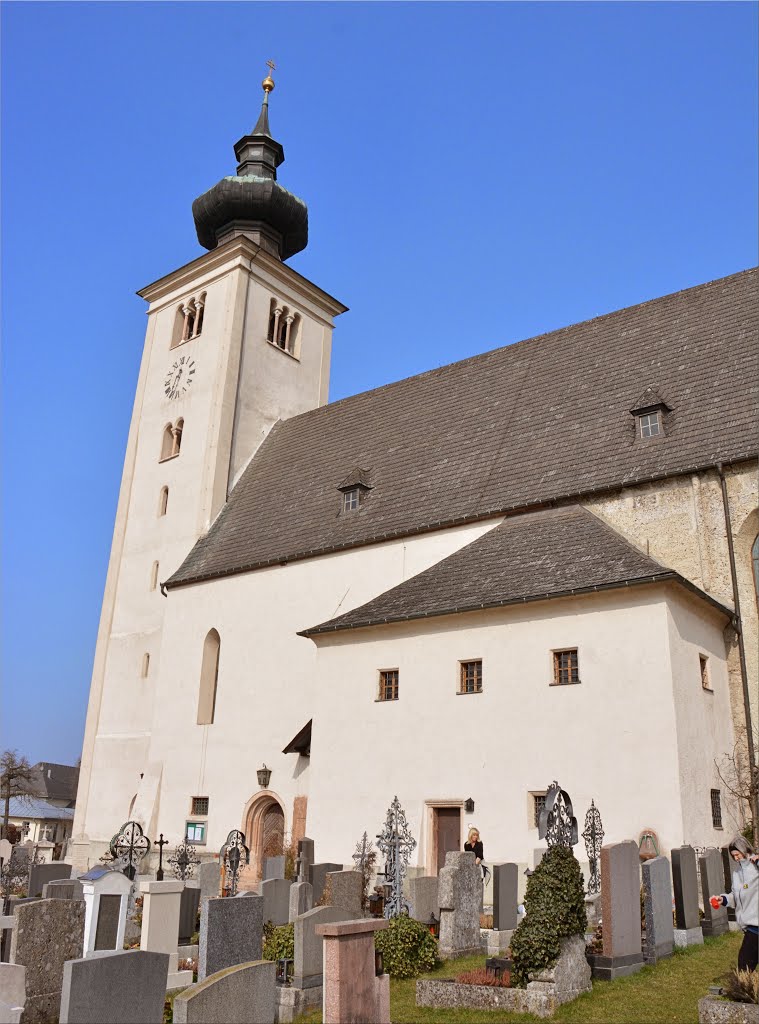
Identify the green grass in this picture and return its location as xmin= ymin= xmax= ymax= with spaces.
xmin=296 ymin=932 xmax=742 ymax=1024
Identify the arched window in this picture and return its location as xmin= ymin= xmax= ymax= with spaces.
xmin=170 ymin=305 xmax=185 ymax=349
xmin=160 ymin=424 xmax=174 ymax=461
xmin=141 ymin=653 xmax=150 ymax=678
xmin=753 ymin=534 xmax=759 ymax=600
xmin=158 ymin=486 xmax=169 ymax=516
xmin=195 ymin=293 xmax=206 ymax=336
xmin=173 ymin=419 xmax=184 ymax=457
xmin=197 ymin=629 xmax=220 ymax=725
xmin=150 ymin=561 xmax=159 ymax=591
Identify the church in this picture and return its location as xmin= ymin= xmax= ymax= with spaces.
xmin=71 ymin=70 xmax=758 ymax=884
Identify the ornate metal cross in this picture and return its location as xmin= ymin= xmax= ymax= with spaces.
xmin=352 ymin=832 xmax=373 ymax=873
xmin=376 ymin=796 xmax=416 ymax=918
xmin=538 ymin=781 xmax=578 ymax=849
xmin=582 ymin=800 xmax=604 ymax=894
xmin=220 ymin=829 xmax=250 ymax=897
xmin=110 ymin=821 xmax=151 ymax=881
xmin=155 ymin=833 xmax=168 ymax=881
xmin=168 ymin=832 xmax=200 ymax=882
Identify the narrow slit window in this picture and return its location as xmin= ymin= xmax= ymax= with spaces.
xmin=160 ymin=425 xmax=174 ymax=461
xmin=378 ymin=669 xmax=399 ymax=702
xmin=150 ymin=561 xmax=159 ymax=591
xmin=552 ymin=649 xmax=579 ymax=685
xmin=710 ymin=789 xmax=722 ymax=829
xmin=158 ymin=486 xmax=169 ymax=516
xmin=197 ymin=629 xmax=221 ymax=725
xmin=141 ymin=653 xmax=150 ymax=678
xmin=700 ymin=655 xmax=711 ymax=691
xmin=459 ymin=660 xmax=483 ymax=694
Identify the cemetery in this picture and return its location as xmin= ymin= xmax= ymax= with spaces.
xmin=0 ymin=785 xmax=755 ymax=1024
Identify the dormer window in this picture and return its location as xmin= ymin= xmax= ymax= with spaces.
xmin=337 ymin=467 xmax=372 ymax=514
xmin=638 ymin=411 xmax=661 ymax=438
xmin=343 ymin=488 xmax=361 ymax=512
xmin=630 ymin=385 xmax=670 ymax=441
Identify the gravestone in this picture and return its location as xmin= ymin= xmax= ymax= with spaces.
xmin=409 ymin=877 xmax=438 ymax=924
xmin=671 ymin=845 xmax=702 ymax=948
xmin=59 ymin=950 xmax=169 ymax=1024
xmin=261 ymin=878 xmax=291 ymax=926
xmin=316 ymin=919 xmax=390 ymax=1024
xmin=139 ymin=880 xmax=193 ymax=990
xmin=437 ymin=851 xmax=482 ymax=959
xmin=324 ymin=870 xmax=362 ymax=918
xmin=288 ymin=881 xmax=313 ymax=923
xmin=720 ymin=847 xmax=736 ymax=923
xmin=173 ymin=960 xmax=276 ymax=1024
xmin=28 ymin=862 xmax=72 ymax=898
xmin=42 ymin=878 xmax=84 ymax=901
xmin=293 ymin=906 xmax=348 ymax=990
xmin=0 ymin=963 xmax=25 ymax=1024
xmin=699 ymin=848 xmax=728 ymax=938
xmin=179 ymin=885 xmax=201 ymax=944
xmin=199 ymin=894 xmax=263 ymax=981
xmin=311 ymin=863 xmax=342 ymax=904
xmin=263 ymin=856 xmax=285 ymax=880
xmin=492 ymin=863 xmax=518 ymax=931
xmin=198 ymin=862 xmax=220 ymax=904
xmin=296 ymin=839 xmax=314 ymax=884
xmin=80 ymin=867 xmax=132 ymax=956
xmin=10 ymin=897 xmax=85 ymax=1024
xmin=641 ymin=856 xmax=674 ymax=963
xmin=596 ymin=841 xmax=643 ymax=979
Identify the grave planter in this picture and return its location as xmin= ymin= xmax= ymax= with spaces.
xmin=698 ymin=995 xmax=759 ymax=1024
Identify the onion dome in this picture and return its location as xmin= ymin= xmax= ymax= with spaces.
xmin=192 ymin=67 xmax=308 ymax=261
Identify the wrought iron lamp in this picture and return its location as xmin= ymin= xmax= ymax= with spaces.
xmin=257 ymin=764 xmax=272 ymax=788
xmin=464 ymin=798 xmax=475 ymax=813
xmin=276 ymin=958 xmax=294 ymax=985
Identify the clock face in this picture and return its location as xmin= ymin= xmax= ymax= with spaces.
xmin=164 ymin=356 xmax=196 ymax=400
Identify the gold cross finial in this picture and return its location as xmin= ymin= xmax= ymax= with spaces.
xmin=262 ymin=59 xmax=276 ymax=93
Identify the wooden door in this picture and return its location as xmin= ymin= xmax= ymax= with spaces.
xmin=435 ymin=807 xmax=461 ymax=873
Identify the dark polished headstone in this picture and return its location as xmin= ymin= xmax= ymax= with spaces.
xmin=699 ymin=849 xmax=728 ymax=937
xmin=672 ymin=846 xmax=700 ymax=930
xmin=178 ymin=886 xmax=201 ymax=944
xmin=598 ymin=841 xmax=643 ymax=979
xmin=720 ymin=847 xmax=736 ymax=922
xmin=641 ymin=856 xmax=674 ymax=963
xmin=94 ymin=894 xmax=121 ymax=951
xmin=492 ymin=863 xmax=518 ymax=931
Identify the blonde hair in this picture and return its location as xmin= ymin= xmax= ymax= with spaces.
xmin=467 ymin=826 xmax=480 ymax=843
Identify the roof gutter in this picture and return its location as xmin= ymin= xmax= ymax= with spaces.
xmin=716 ymin=462 xmax=758 ymax=831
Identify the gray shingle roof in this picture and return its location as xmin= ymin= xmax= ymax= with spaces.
xmin=167 ymin=268 xmax=758 ymax=588
xmin=300 ymin=506 xmax=732 ymax=635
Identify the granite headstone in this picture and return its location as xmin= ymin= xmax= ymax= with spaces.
xmin=311 ymin=863 xmax=342 ymax=904
xmin=59 ymin=950 xmax=169 ymax=1024
xmin=28 ymin=862 xmax=72 ymax=898
xmin=324 ymin=871 xmax=362 ymax=918
xmin=173 ymin=960 xmax=276 ymax=1024
xmin=288 ymin=881 xmax=313 ymax=923
xmin=263 ymin=856 xmax=285 ymax=881
xmin=261 ymin=878 xmax=291 ymax=926
xmin=199 ymin=894 xmax=263 ymax=981
xmin=699 ymin=848 xmax=728 ymax=937
xmin=10 ymin=897 xmax=85 ymax=1024
xmin=293 ymin=905 xmax=348 ymax=990
xmin=597 ymin=841 xmax=643 ymax=979
xmin=641 ymin=856 xmax=674 ymax=963
xmin=409 ymin=877 xmax=439 ymax=924
xmin=492 ymin=863 xmax=518 ymax=931
xmin=437 ymin=851 xmax=482 ymax=959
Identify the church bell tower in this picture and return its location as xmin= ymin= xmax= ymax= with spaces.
xmin=72 ymin=69 xmax=347 ymax=861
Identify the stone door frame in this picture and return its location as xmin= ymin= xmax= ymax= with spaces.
xmin=242 ymin=790 xmax=287 ymax=881
xmin=424 ymin=800 xmax=464 ymax=876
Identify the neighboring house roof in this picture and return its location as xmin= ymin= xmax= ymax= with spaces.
xmin=7 ymin=798 xmax=75 ymax=821
xmin=167 ymin=268 xmax=758 ymax=589
xmin=300 ymin=506 xmax=733 ymax=636
xmin=28 ymin=762 xmax=79 ymax=806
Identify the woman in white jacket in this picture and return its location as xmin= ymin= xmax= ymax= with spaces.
xmin=710 ymin=835 xmax=758 ymax=972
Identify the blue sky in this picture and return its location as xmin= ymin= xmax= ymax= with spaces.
xmin=2 ymin=1 xmax=757 ymax=765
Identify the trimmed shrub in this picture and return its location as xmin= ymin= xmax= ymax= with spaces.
xmin=510 ymin=846 xmax=587 ymax=988
xmin=374 ymin=914 xmax=441 ymax=979
xmin=262 ymin=921 xmax=294 ymax=962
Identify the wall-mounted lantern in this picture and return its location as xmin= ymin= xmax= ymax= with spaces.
xmin=464 ymin=798 xmax=475 ymax=813
xmin=276 ymin=957 xmax=294 ymax=985
xmin=257 ymin=764 xmax=272 ymax=788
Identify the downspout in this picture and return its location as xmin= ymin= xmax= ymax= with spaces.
xmin=716 ymin=463 xmax=758 ymax=833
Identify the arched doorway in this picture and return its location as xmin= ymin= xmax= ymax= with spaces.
xmin=243 ymin=793 xmax=286 ymax=881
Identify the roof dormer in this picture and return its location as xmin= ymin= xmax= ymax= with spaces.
xmin=337 ymin=468 xmax=372 ymax=513
xmin=630 ymin=386 xmax=671 ymax=440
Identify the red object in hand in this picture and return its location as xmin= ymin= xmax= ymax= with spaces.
xmin=709 ymin=896 xmax=722 ymax=909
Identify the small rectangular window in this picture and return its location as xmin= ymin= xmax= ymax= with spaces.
xmin=459 ymin=660 xmax=483 ymax=694
xmin=638 ymin=412 xmax=661 ymax=438
xmin=191 ymin=796 xmax=209 ymax=816
xmin=532 ymin=793 xmax=547 ymax=829
xmin=711 ymin=789 xmax=722 ymax=829
xmin=552 ymin=649 xmax=579 ymax=685
xmin=343 ymin=488 xmax=360 ymax=512
xmin=378 ymin=669 xmax=399 ymax=701
xmin=700 ymin=655 xmax=712 ymax=691
xmin=186 ymin=821 xmax=206 ymax=844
